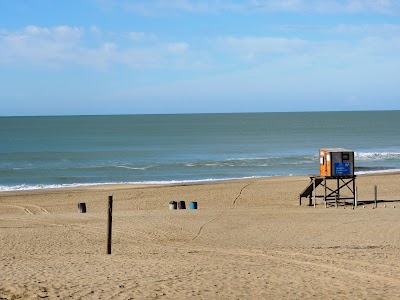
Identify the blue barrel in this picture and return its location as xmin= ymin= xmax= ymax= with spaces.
xmin=190 ymin=201 xmax=198 ymax=210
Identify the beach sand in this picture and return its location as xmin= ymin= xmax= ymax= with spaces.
xmin=1 ymin=173 xmax=400 ymax=299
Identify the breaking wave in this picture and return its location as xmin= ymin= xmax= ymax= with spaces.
xmin=355 ymin=152 xmax=400 ymax=161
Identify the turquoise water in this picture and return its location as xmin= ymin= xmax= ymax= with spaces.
xmin=1 ymin=111 xmax=400 ymax=191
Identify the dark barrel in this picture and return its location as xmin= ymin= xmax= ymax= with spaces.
xmin=178 ymin=200 xmax=186 ymax=209
xmin=78 ymin=202 xmax=86 ymax=213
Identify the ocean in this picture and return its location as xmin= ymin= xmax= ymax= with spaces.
xmin=1 ymin=111 xmax=400 ymax=191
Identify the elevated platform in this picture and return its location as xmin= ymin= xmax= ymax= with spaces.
xmin=299 ymin=175 xmax=357 ymax=207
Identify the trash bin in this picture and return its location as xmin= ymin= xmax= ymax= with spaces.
xmin=78 ymin=202 xmax=86 ymax=213
xmin=178 ymin=200 xmax=186 ymax=209
xmin=169 ymin=201 xmax=177 ymax=210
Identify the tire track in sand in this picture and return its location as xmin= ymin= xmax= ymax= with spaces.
xmin=215 ymin=248 xmax=400 ymax=287
xmin=3 ymin=204 xmax=50 ymax=215
xmin=3 ymin=204 xmax=34 ymax=215
xmin=185 ymin=182 xmax=252 ymax=244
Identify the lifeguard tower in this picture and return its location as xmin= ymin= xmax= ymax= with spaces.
xmin=299 ymin=148 xmax=356 ymax=207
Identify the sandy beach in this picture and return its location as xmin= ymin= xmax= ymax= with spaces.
xmin=1 ymin=173 xmax=400 ymax=299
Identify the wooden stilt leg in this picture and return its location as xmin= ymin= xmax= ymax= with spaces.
xmin=313 ymin=179 xmax=316 ymax=208
xmin=324 ymin=178 xmax=327 ymax=208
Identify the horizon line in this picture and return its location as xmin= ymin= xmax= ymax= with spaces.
xmin=1 ymin=109 xmax=399 ymax=118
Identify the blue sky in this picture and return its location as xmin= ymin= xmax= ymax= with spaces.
xmin=1 ymin=0 xmax=400 ymax=116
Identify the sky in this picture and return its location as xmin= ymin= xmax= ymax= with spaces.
xmin=1 ymin=0 xmax=400 ymax=116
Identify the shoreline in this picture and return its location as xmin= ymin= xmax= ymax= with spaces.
xmin=2 ymin=169 xmax=400 ymax=194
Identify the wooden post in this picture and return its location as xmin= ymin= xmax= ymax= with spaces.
xmin=355 ymin=186 xmax=358 ymax=208
xmin=353 ymin=178 xmax=356 ymax=207
xmin=374 ymin=185 xmax=378 ymax=208
xmin=337 ymin=178 xmax=340 ymax=206
xmin=107 ymin=195 xmax=113 ymax=255
xmin=313 ymin=179 xmax=316 ymax=208
xmin=324 ymin=178 xmax=327 ymax=208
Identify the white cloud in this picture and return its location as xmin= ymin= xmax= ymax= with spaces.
xmin=240 ymin=0 xmax=400 ymax=14
xmin=0 ymin=26 xmax=105 ymax=67
xmin=213 ymin=31 xmax=400 ymax=69
xmin=333 ymin=23 xmax=400 ymax=36
xmin=1 ymin=22 xmax=400 ymax=71
xmin=344 ymin=0 xmax=394 ymax=14
xmin=98 ymin=0 xmax=400 ymax=15
xmin=155 ymin=0 xmax=214 ymax=13
xmin=248 ymin=0 xmax=308 ymax=12
xmin=0 ymin=25 xmax=200 ymax=69
xmin=24 ymin=25 xmax=83 ymax=40
xmin=246 ymin=0 xmax=400 ymax=14
xmin=167 ymin=42 xmax=189 ymax=54
xmin=103 ymin=42 xmax=117 ymax=52
xmin=25 ymin=25 xmax=48 ymax=35
xmin=127 ymin=32 xmax=157 ymax=42
xmin=216 ymin=36 xmax=307 ymax=55
xmin=270 ymin=23 xmax=400 ymax=39
xmin=0 ymin=25 xmax=84 ymax=66
xmin=90 ymin=25 xmax=101 ymax=34
xmin=121 ymin=0 xmax=218 ymax=15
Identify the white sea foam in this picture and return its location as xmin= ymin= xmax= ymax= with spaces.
xmin=355 ymin=169 xmax=400 ymax=175
xmin=2 ymin=164 xmax=400 ymax=192
xmin=0 ymin=176 xmax=271 ymax=192
xmin=355 ymin=152 xmax=400 ymax=161
xmin=114 ymin=165 xmax=151 ymax=170
xmin=0 ymin=183 xmax=101 ymax=192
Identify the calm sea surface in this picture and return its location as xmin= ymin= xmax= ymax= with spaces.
xmin=1 ymin=111 xmax=400 ymax=191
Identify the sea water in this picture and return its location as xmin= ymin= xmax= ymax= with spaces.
xmin=1 ymin=111 xmax=400 ymax=191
